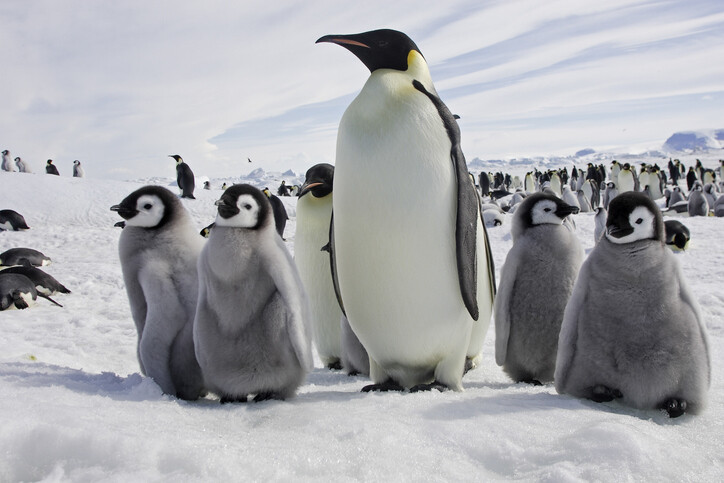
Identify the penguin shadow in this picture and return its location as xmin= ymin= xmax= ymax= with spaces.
xmin=0 ymin=361 xmax=164 ymax=402
xmin=304 ymin=366 xmax=368 ymax=387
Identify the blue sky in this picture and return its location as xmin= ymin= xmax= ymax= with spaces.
xmin=1 ymin=0 xmax=723 ymax=179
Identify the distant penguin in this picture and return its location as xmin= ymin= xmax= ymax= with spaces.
xmin=480 ymin=172 xmax=491 ymax=197
xmin=561 ymin=185 xmax=580 ymax=210
xmin=199 ymin=222 xmax=214 ymax=238
xmin=0 ymin=209 xmax=30 ymax=231
xmin=667 ymin=186 xmax=686 ymax=208
xmin=687 ymin=184 xmax=708 ymax=217
xmin=483 ymin=209 xmax=505 ymax=227
xmin=576 ymin=190 xmax=592 ymax=212
xmin=111 ymin=185 xmax=205 ymax=400
xmin=602 ymin=182 xmax=618 ymax=209
xmin=0 ymin=273 xmax=62 ymax=310
xmin=169 ymin=155 xmax=195 ymax=199
xmin=714 ymin=195 xmax=724 ymax=217
xmin=0 ymin=263 xmax=71 ymax=296
xmin=194 ymin=184 xmax=312 ymax=402
xmin=664 ymin=220 xmax=691 ymax=251
xmin=317 ymin=29 xmax=495 ymax=391
xmin=203 ymin=181 xmax=211 ymax=190
xmin=72 ymin=160 xmax=84 ymax=178
xmin=495 ymin=193 xmax=582 ymax=384
xmin=549 ymin=172 xmax=562 ymax=196
xmin=45 ymin=160 xmax=59 ymax=176
xmin=295 ymin=163 xmax=344 ymax=369
xmin=340 ymin=314 xmax=370 ymax=376
xmin=618 ymin=164 xmax=635 ymax=193
xmin=14 ymin=157 xmax=30 ymax=173
xmin=277 ymin=180 xmax=290 ymax=197
xmin=0 ymin=248 xmax=50 ymax=267
xmin=594 ymin=207 xmax=607 ymax=243
xmin=221 ymin=183 xmax=227 ymax=190
xmin=555 ymin=192 xmax=710 ymax=417
xmin=610 ymin=160 xmax=620 ymax=186
xmin=686 ymin=167 xmax=697 ymax=191
xmin=582 ymin=179 xmax=599 ymax=210
xmin=262 ymin=188 xmax=289 ymax=238
xmin=703 ymin=183 xmax=717 ymax=210
xmin=1 ymin=150 xmax=15 ymax=172
xmin=524 ymin=172 xmax=536 ymax=193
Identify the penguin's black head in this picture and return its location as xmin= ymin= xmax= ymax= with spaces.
xmin=214 ymin=184 xmax=271 ymax=230
xmin=518 ymin=192 xmax=579 ymax=228
xmin=605 ymin=192 xmax=664 ymax=244
xmin=316 ymin=29 xmax=422 ymax=73
xmin=169 ymin=154 xmax=183 ymax=164
xmin=47 ymin=160 xmax=53 ymax=165
xmin=110 ymin=185 xmax=180 ymax=229
xmin=299 ymin=163 xmax=334 ymax=198
xmin=1 ymin=150 xmax=7 ymax=155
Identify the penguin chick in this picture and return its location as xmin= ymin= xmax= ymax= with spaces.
xmin=664 ymin=220 xmax=691 ymax=251
xmin=317 ymin=29 xmax=495 ymax=392
xmin=193 ymin=184 xmax=313 ymax=402
xmin=495 ymin=193 xmax=582 ymax=384
xmin=295 ymin=163 xmax=345 ymax=369
xmin=72 ymin=160 xmax=85 ymax=178
xmin=169 ymin=155 xmax=195 ymax=199
xmin=555 ymin=192 xmax=710 ymax=417
xmin=687 ymin=183 xmax=708 ymax=217
xmin=594 ymin=207 xmax=607 ymax=243
xmin=111 ymin=185 xmax=205 ymax=400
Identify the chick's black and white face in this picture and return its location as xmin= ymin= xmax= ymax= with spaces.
xmin=126 ymin=194 xmax=166 ymax=228
xmin=606 ymin=206 xmax=655 ymax=244
xmin=531 ymin=199 xmax=564 ymax=226
xmin=215 ymin=194 xmax=261 ymax=228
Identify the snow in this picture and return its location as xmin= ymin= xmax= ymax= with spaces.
xmin=1 ymin=156 xmax=723 ymax=481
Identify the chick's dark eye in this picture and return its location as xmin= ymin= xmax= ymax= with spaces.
xmin=244 ymin=204 xmax=252 ymax=210
xmin=144 ymin=204 xmax=152 ymax=210
xmin=635 ymin=218 xmax=643 ymax=225
xmin=544 ymin=208 xmax=551 ymax=212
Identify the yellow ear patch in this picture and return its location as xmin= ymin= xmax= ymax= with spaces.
xmin=407 ymin=50 xmax=425 ymax=69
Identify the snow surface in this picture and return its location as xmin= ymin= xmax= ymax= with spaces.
xmin=1 ymin=156 xmax=723 ymax=481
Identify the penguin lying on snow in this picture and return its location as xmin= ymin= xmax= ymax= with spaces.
xmin=0 ymin=273 xmax=62 ymax=310
xmin=111 ymin=185 xmax=206 ymax=400
xmin=555 ymin=192 xmax=710 ymax=417
xmin=494 ymin=193 xmax=582 ymax=384
xmin=0 ymin=261 xmax=70 ymax=295
xmin=317 ymin=29 xmax=495 ymax=392
xmin=194 ymin=184 xmax=313 ymax=402
xmin=0 ymin=248 xmax=50 ymax=267
xmin=0 ymin=209 xmax=30 ymax=231
xmin=664 ymin=220 xmax=691 ymax=251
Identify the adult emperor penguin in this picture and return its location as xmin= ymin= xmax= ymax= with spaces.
xmin=494 ymin=193 xmax=582 ymax=384
xmin=1 ymin=150 xmax=15 ymax=172
xmin=317 ymin=29 xmax=495 ymax=391
xmin=45 ymin=159 xmax=59 ymax=176
xmin=0 ymin=273 xmax=62 ymax=310
xmin=664 ymin=219 xmax=691 ymax=251
xmin=555 ymin=192 xmax=710 ymax=417
xmin=169 ymin=154 xmax=195 ymax=199
xmin=194 ymin=184 xmax=312 ymax=402
xmin=262 ymin=187 xmax=289 ymax=238
xmin=524 ymin=172 xmax=536 ymax=193
xmin=111 ymin=185 xmax=206 ymax=400
xmin=0 ymin=209 xmax=30 ymax=231
xmin=0 ymin=247 xmax=50 ymax=267
xmin=72 ymin=160 xmax=85 ymax=178
xmin=295 ymin=163 xmax=344 ymax=369
xmin=618 ymin=163 xmax=635 ymax=193
xmin=0 ymin=262 xmax=71 ymax=296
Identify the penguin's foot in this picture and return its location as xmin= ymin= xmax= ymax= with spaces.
xmin=326 ymin=360 xmax=343 ymax=371
xmin=409 ymin=381 xmax=448 ymax=393
xmin=253 ymin=392 xmax=285 ymax=403
xmin=463 ymin=358 xmax=475 ymax=375
xmin=590 ymin=385 xmax=623 ymax=403
xmin=13 ymin=297 xmax=29 ymax=310
xmin=347 ymin=370 xmax=360 ymax=377
xmin=220 ymin=394 xmax=248 ymax=404
xmin=519 ymin=378 xmax=543 ymax=386
xmin=661 ymin=398 xmax=687 ymax=418
xmin=361 ymin=380 xmax=404 ymax=393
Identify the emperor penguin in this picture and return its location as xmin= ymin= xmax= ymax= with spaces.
xmin=72 ymin=160 xmax=85 ymax=178
xmin=15 ymin=157 xmax=31 ymax=173
xmin=667 ymin=186 xmax=686 ymax=208
xmin=193 ymin=184 xmax=313 ymax=402
xmin=0 ymin=262 xmax=71 ymax=296
xmin=664 ymin=219 xmax=690 ymax=251
xmin=295 ymin=163 xmax=345 ymax=369
xmin=524 ymin=172 xmax=536 ymax=194
xmin=111 ymin=185 xmax=206 ymax=400
xmin=169 ymin=154 xmax=195 ymax=199
xmin=687 ymin=183 xmax=708 ymax=217
xmin=494 ymin=193 xmax=582 ymax=384
xmin=0 ymin=209 xmax=30 ymax=231
xmin=703 ymin=183 xmax=718 ymax=210
xmin=576 ymin=190 xmax=592 ymax=212
xmin=549 ymin=171 xmax=562 ymax=196
xmin=555 ymin=192 xmax=710 ymax=417
xmin=0 ymin=247 xmax=50 ymax=267
xmin=602 ymin=182 xmax=618 ymax=209
xmin=45 ymin=159 xmax=59 ymax=176
xmin=1 ymin=150 xmax=15 ymax=172
xmin=317 ymin=29 xmax=495 ymax=391
xmin=262 ymin=187 xmax=289 ymax=238
xmin=0 ymin=273 xmax=62 ymax=310
xmin=715 ymin=195 xmax=724 ymax=217
xmin=561 ymin=185 xmax=579 ymax=210
xmin=610 ymin=160 xmax=620 ymax=187
xmin=618 ymin=164 xmax=635 ymax=193
xmin=593 ymin=207 xmax=607 ymax=243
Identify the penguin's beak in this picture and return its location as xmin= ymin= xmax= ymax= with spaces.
xmin=111 ymin=204 xmax=138 ymax=220
xmin=607 ymin=224 xmax=633 ymax=239
xmin=555 ymin=205 xmax=580 ymax=218
xmin=316 ymin=35 xmax=370 ymax=49
xmin=298 ymin=181 xmax=324 ymax=198
xmin=216 ymin=199 xmax=240 ymax=219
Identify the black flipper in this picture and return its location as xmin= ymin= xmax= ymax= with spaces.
xmin=39 ymin=293 xmax=63 ymax=307
xmin=412 ymin=80 xmax=497 ymax=320
xmin=322 ymin=212 xmax=346 ymax=316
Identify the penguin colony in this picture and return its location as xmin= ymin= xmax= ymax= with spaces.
xmin=3 ymin=30 xmax=719 ymax=419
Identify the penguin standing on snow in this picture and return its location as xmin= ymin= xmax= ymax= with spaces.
xmin=15 ymin=157 xmax=31 ymax=173
xmin=193 ymin=184 xmax=313 ymax=402
xmin=555 ymin=192 xmax=710 ymax=417
xmin=594 ymin=207 xmax=607 ymax=243
xmin=687 ymin=183 xmax=708 ymax=217
xmin=295 ymin=163 xmax=345 ymax=369
xmin=262 ymin=187 xmax=289 ymax=238
xmin=45 ymin=160 xmax=59 ymax=176
xmin=317 ymin=29 xmax=495 ymax=392
xmin=111 ymin=185 xmax=205 ymax=400
xmin=72 ymin=160 xmax=85 ymax=178
xmin=494 ymin=193 xmax=582 ymax=384
xmin=1 ymin=150 xmax=15 ymax=172
xmin=169 ymin=154 xmax=195 ymax=199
